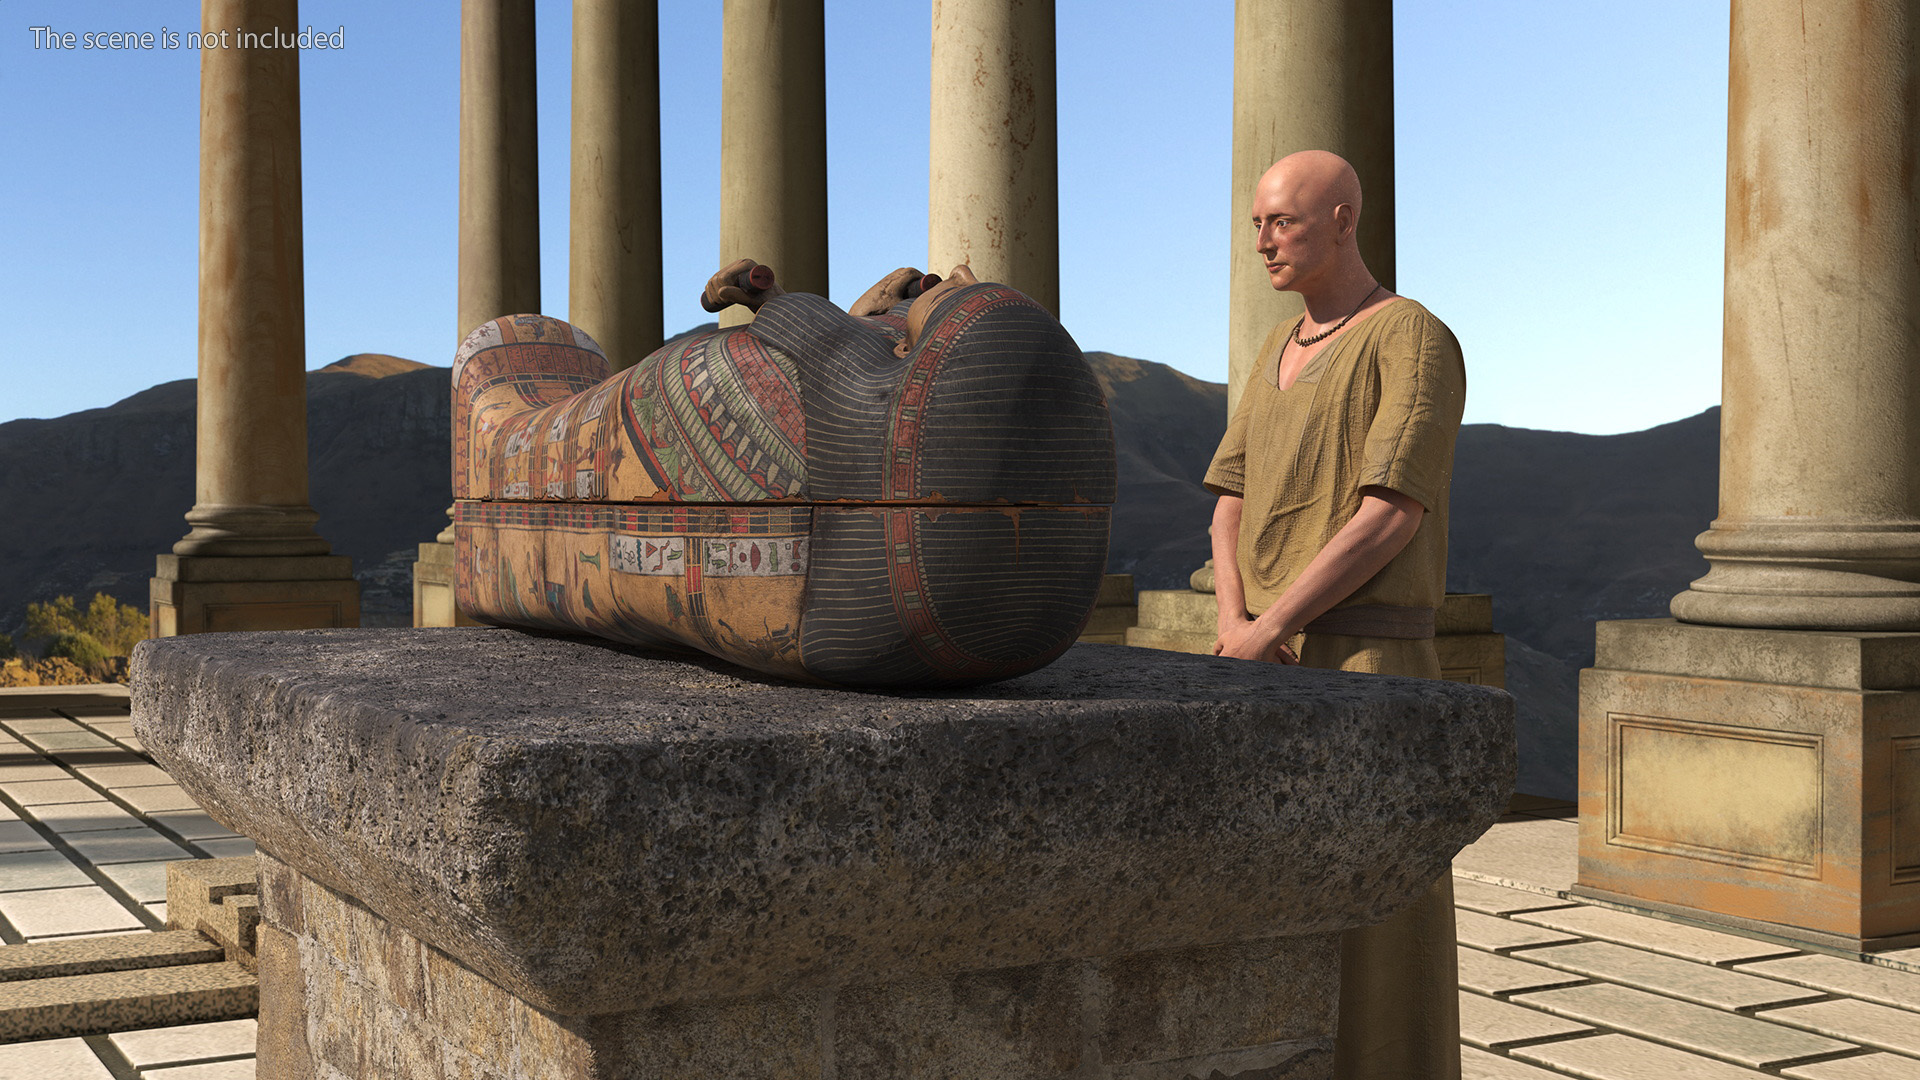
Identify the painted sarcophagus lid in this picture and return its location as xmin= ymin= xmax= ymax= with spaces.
xmin=452 ymin=286 xmax=1116 ymax=688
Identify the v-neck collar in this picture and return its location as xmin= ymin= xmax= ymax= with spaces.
xmin=1266 ymin=298 xmax=1405 ymax=392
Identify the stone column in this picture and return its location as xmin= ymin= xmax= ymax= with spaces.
xmin=928 ymin=0 xmax=1059 ymax=315
xmin=717 ymin=0 xmax=826 ymax=327
xmin=150 ymin=0 xmax=359 ymax=636
xmin=416 ymin=0 xmax=542 ymax=628
xmin=1579 ymin=0 xmax=1920 ymax=952
xmin=570 ymin=0 xmax=662 ymax=373
xmin=1225 ymin=0 xmax=1393 ymax=413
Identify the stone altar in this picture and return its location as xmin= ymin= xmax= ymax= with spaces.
xmin=133 ymin=628 xmax=1511 ymax=1079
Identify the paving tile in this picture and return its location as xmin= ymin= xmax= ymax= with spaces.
xmin=1784 ymin=1054 xmax=1920 ymax=1079
xmin=1454 ymin=875 xmax=1581 ymax=917
xmin=1457 ymin=990 xmax=1595 ymax=1049
xmin=0 ymin=886 xmax=143 ymax=938
xmin=1527 ymin=940 xmax=1827 ymax=1010
xmin=0 ymin=763 xmax=68 ymax=784
xmin=1453 ymin=816 xmax=1580 ymax=893
xmin=0 ymin=848 xmax=91 ymax=890
xmin=1456 ymin=909 xmax=1583 ymax=953
xmin=96 ymin=860 xmax=173 ymax=904
xmin=108 ymin=1018 xmax=258 ymax=1068
xmin=1760 ymin=998 xmax=1920 ymax=1056
xmin=75 ymin=763 xmax=173 ymax=788
xmin=148 ymin=812 xmax=241 ymax=842
xmin=116 ymin=736 xmax=146 ymax=754
xmin=143 ymin=1062 xmax=257 ymax=1080
xmin=147 ymin=899 xmax=168 ymax=922
xmin=65 ymin=829 xmax=193 ymax=866
xmin=193 ymin=838 xmax=254 ymax=860
xmin=1511 ymin=982 xmax=1854 ymax=1069
xmin=0 ymin=718 xmax=80 ymax=735
xmin=0 ymin=778 xmax=102 ymax=806
xmin=16 ymin=731 xmax=112 ymax=752
xmin=1512 ymin=1032 xmax=1775 ymax=1079
xmin=115 ymin=786 xmax=203 ymax=814
xmin=0 ymin=1035 xmax=114 ymax=1079
xmin=1511 ymin=905 xmax=1801 ymax=965
xmin=81 ymin=719 xmax=134 ymax=738
xmin=1741 ymin=953 xmax=1920 ymax=1013
xmin=51 ymin=748 xmax=145 ymax=768
xmin=1461 ymin=1046 xmax=1567 ymax=1080
xmin=1457 ymin=946 xmax=1589 ymax=996
xmin=0 ymin=821 xmax=49 ymax=854
xmin=0 ymin=803 xmax=14 ymax=822
xmin=31 ymin=800 xmax=146 ymax=834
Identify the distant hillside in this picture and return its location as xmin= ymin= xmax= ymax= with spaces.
xmin=0 ymin=344 xmax=1719 ymax=799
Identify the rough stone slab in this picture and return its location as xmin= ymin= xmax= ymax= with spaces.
xmin=1512 ymin=1032 xmax=1775 ymax=1079
xmin=1741 ymin=953 xmax=1920 ymax=1012
xmin=134 ymin=628 xmax=1512 ymax=1015
xmin=1526 ymin=940 xmax=1828 ymax=1010
xmin=1511 ymin=904 xmax=1801 ymax=965
xmin=1456 ymin=910 xmax=1582 ymax=953
xmin=0 ymin=930 xmax=222 ymax=982
xmin=1454 ymin=817 xmax=1579 ymax=893
xmin=1784 ymin=1054 xmax=1920 ymax=1079
xmin=1460 ymin=1046 xmax=1567 ymax=1079
xmin=0 ymin=960 xmax=257 ymax=1041
xmin=1510 ymin=983 xmax=1854 ymax=1068
xmin=1759 ymin=998 xmax=1920 ymax=1056
xmin=1457 ymin=990 xmax=1594 ymax=1048
xmin=1453 ymin=875 xmax=1580 ymax=917
xmin=1456 ymin=946 xmax=1589 ymax=996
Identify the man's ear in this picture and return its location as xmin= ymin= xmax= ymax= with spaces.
xmin=1333 ymin=203 xmax=1358 ymax=243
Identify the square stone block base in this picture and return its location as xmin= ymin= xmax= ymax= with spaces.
xmin=411 ymin=540 xmax=483 ymax=628
xmin=1127 ymin=591 xmax=1506 ymax=689
xmin=257 ymin=852 xmax=1337 ymax=1080
xmin=1577 ymin=619 xmax=1920 ymax=952
xmin=151 ymin=554 xmax=360 ymax=636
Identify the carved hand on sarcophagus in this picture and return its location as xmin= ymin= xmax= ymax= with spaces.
xmin=451 ymin=268 xmax=1116 ymax=689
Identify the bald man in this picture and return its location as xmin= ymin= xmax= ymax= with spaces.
xmin=1204 ymin=151 xmax=1467 ymax=1078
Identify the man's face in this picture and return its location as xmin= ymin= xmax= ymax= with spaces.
xmin=1249 ymin=174 xmax=1335 ymax=294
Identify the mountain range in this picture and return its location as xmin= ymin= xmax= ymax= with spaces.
xmin=0 ymin=343 xmax=1719 ymax=798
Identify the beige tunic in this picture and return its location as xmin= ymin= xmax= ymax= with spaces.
xmin=1203 ymin=299 xmax=1465 ymax=625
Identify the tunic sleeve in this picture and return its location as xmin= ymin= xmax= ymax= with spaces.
xmin=1358 ymin=309 xmax=1465 ymax=512
xmin=1203 ymin=323 xmax=1289 ymax=498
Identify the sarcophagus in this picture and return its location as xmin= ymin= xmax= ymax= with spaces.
xmin=452 ymin=285 xmax=1116 ymax=687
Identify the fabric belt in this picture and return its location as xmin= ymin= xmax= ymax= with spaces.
xmin=1302 ymin=604 xmax=1436 ymax=640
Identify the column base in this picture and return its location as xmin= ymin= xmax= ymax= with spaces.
xmin=150 ymin=554 xmax=359 ymax=636
xmin=259 ymin=852 xmax=1336 ymax=1080
xmin=411 ymin=540 xmax=482 ymax=628
xmin=1579 ymin=618 xmax=1920 ymax=950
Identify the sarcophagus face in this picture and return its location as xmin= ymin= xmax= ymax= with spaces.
xmin=452 ymin=285 xmax=1116 ymax=688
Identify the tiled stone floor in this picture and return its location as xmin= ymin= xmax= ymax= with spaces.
xmin=6 ymin=686 xmax=1920 ymax=1079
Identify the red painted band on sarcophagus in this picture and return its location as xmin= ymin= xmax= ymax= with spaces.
xmin=451 ymin=286 xmax=1116 ymax=688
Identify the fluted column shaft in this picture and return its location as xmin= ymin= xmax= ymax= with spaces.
xmin=718 ymin=0 xmax=827 ymax=326
xmin=1226 ymin=0 xmax=1393 ymax=413
xmin=176 ymin=0 xmax=326 ymax=557
xmin=928 ymin=0 xmax=1059 ymax=315
xmin=1672 ymin=0 xmax=1920 ymax=630
xmin=570 ymin=0 xmax=662 ymax=371
xmin=459 ymin=0 xmax=541 ymax=342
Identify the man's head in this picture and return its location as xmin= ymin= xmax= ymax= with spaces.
xmin=895 ymin=264 xmax=980 ymax=357
xmin=1250 ymin=151 xmax=1367 ymax=296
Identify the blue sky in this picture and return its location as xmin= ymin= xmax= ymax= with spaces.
xmin=1 ymin=1 xmax=1727 ymax=435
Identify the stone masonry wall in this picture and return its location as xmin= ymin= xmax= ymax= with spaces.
xmin=256 ymin=852 xmax=1338 ymax=1080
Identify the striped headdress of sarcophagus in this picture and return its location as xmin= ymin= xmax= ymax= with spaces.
xmin=452 ymin=284 xmax=1116 ymax=688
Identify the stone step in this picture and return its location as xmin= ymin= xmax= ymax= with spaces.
xmin=0 ymin=930 xmax=222 ymax=983
xmin=1124 ymin=625 xmax=1214 ymax=655
xmin=0 ymin=959 xmax=257 ymax=1042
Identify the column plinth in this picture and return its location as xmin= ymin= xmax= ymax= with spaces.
xmin=153 ymin=0 xmax=357 ymax=635
xmin=718 ymin=0 xmax=826 ymax=327
xmin=928 ymin=0 xmax=1059 ymax=315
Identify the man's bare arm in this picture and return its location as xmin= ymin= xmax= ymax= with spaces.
xmin=1215 ymin=486 xmax=1424 ymax=662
